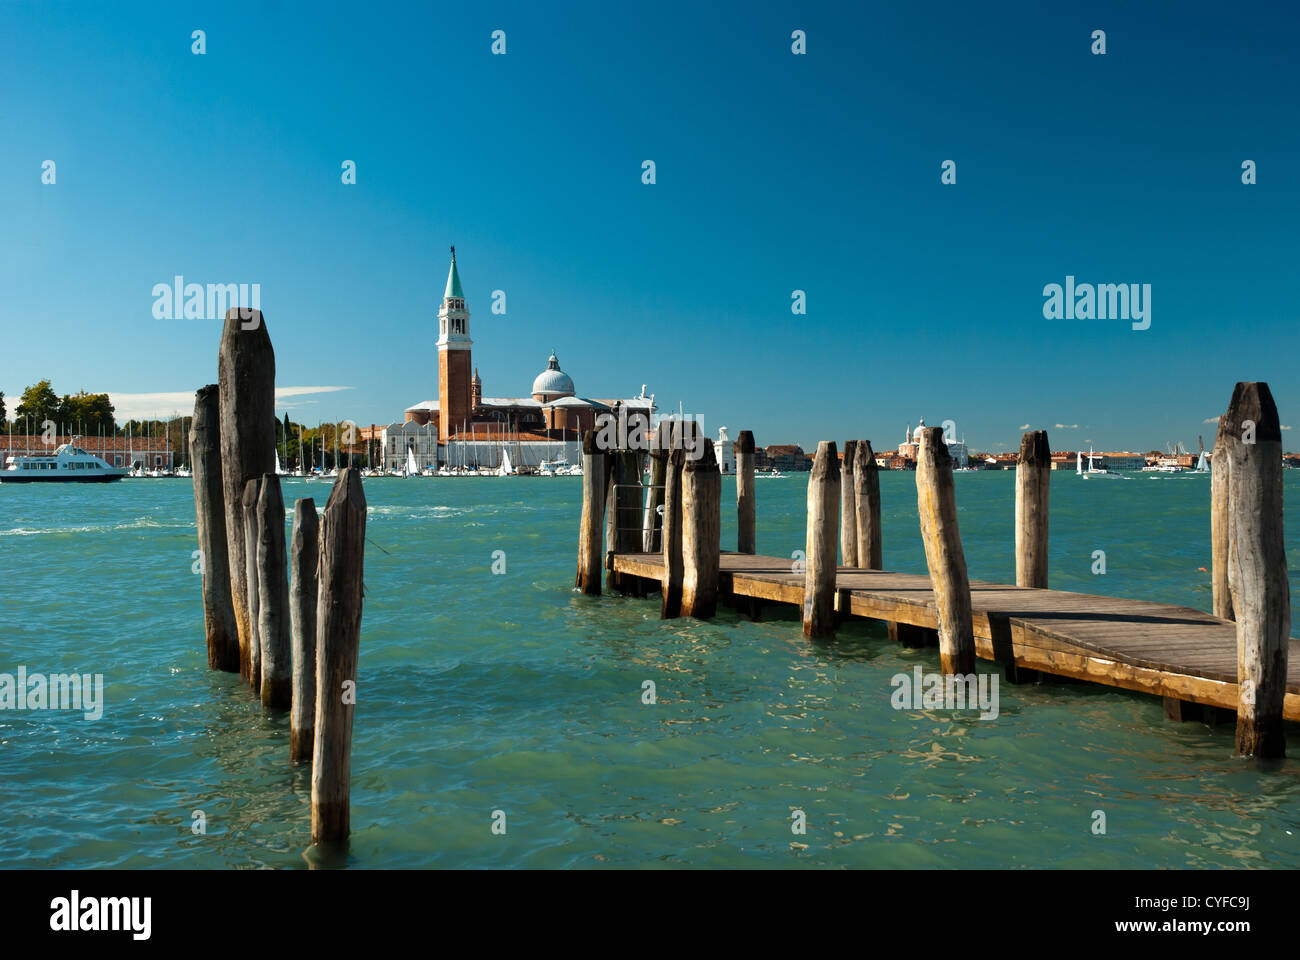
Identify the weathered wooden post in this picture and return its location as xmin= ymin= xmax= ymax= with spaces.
xmin=854 ymin=439 xmax=882 ymax=569
xmin=256 ymin=474 xmax=291 ymax=709
xmin=1223 ymin=382 xmax=1289 ymax=759
xmin=190 ymin=384 xmax=239 ymax=672
xmin=576 ymin=430 xmax=607 ymax=596
xmin=290 ymin=498 xmax=319 ymax=763
xmin=218 ymin=308 xmax=277 ymax=683
xmin=1211 ymin=410 xmax=1235 ymax=622
xmin=661 ymin=447 xmax=685 ymax=619
xmin=1015 ymin=430 xmax=1050 ymax=589
xmin=311 ymin=469 xmax=367 ymax=845
xmin=577 ymin=431 xmax=605 ymax=595
xmin=680 ymin=438 xmax=721 ymax=619
xmin=241 ymin=477 xmax=264 ymax=692
xmin=604 ymin=412 xmax=641 ymax=592
xmin=803 ymin=441 xmax=839 ymax=638
xmin=736 ymin=430 xmax=756 ymax=554
xmin=916 ymin=427 xmax=975 ymax=675
xmin=839 ymin=440 xmax=858 ymax=567
xmin=642 ymin=421 xmax=671 ymax=552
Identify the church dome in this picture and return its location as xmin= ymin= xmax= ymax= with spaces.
xmin=532 ymin=352 xmax=575 ymax=398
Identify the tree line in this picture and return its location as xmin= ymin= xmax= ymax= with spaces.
xmin=1 ymin=381 xmax=375 ymax=468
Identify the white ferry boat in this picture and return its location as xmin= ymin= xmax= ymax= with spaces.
xmin=1 ymin=443 xmax=127 ymax=483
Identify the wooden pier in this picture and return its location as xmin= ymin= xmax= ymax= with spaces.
xmin=580 ymin=383 xmax=1294 ymax=755
xmin=608 ymin=551 xmax=1300 ymax=722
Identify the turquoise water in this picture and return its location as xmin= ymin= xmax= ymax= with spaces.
xmin=3 ymin=471 xmax=1300 ymax=869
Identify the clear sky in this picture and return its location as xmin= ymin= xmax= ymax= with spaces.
xmin=2 ymin=0 xmax=1297 ymax=453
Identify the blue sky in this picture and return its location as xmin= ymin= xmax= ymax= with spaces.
xmin=2 ymin=0 xmax=1297 ymax=452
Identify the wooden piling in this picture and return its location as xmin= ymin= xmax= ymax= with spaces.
xmin=290 ymin=498 xmax=319 ymax=763
xmin=916 ymin=427 xmax=975 ymax=675
xmin=802 ymin=441 xmax=839 ymax=638
xmin=605 ymin=448 xmax=641 ymax=592
xmin=1223 ymin=382 xmax=1289 ymax=759
xmin=840 ymin=440 xmax=858 ymax=567
xmin=311 ymin=468 xmax=367 ymax=845
xmin=736 ymin=430 xmax=756 ymax=554
xmin=1015 ymin=430 xmax=1050 ymax=589
xmin=854 ymin=439 xmax=882 ymax=569
xmin=576 ymin=430 xmax=607 ymax=596
xmin=189 ymin=384 xmax=239 ymax=672
xmin=241 ymin=477 xmax=264 ymax=693
xmin=256 ymin=474 xmax=291 ymax=709
xmin=680 ymin=438 xmax=720 ymax=619
xmin=661 ymin=448 xmax=685 ymax=619
xmin=642 ymin=421 xmax=671 ymax=552
xmin=1211 ymin=410 xmax=1235 ymax=622
xmin=218 ymin=308 xmax=277 ymax=682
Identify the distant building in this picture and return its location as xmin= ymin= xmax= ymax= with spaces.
xmin=397 ymin=248 xmax=657 ymax=469
xmin=0 ymin=434 xmax=171 ymax=471
xmin=894 ymin=418 xmax=969 ymax=468
xmin=1098 ymin=452 xmax=1146 ymax=470
xmin=763 ymin=444 xmax=812 ymax=471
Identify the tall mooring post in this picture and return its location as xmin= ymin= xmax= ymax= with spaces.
xmin=1222 ymin=382 xmax=1289 ymax=759
xmin=916 ymin=427 xmax=975 ymax=675
xmin=803 ymin=441 xmax=839 ymax=638
xmin=736 ymin=430 xmax=756 ymax=554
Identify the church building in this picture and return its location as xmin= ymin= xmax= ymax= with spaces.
xmin=386 ymin=248 xmax=656 ymax=471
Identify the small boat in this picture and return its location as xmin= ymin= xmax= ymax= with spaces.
xmin=497 ymin=449 xmax=515 ymax=477
xmin=1 ymin=442 xmax=127 ymax=483
xmin=1080 ymin=448 xmax=1127 ymax=480
xmin=406 ymin=448 xmax=419 ymax=477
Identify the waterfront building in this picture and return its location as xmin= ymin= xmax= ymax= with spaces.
xmin=894 ymin=418 xmax=969 ymax=468
xmin=0 ymin=434 xmax=172 ymax=471
xmin=395 ymin=248 xmax=658 ymax=471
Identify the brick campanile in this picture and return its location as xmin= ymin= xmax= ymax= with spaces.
xmin=436 ymin=246 xmax=473 ymax=441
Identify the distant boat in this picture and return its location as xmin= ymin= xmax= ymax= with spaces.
xmin=1081 ymin=447 xmax=1126 ymax=480
xmin=275 ymin=450 xmax=288 ymax=476
xmin=406 ymin=447 xmax=419 ymax=477
xmin=1 ymin=443 xmax=126 ymax=483
xmin=1195 ymin=451 xmax=1209 ymax=472
xmin=497 ymin=449 xmax=515 ymax=477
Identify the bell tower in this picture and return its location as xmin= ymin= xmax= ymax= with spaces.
xmin=436 ymin=246 xmax=473 ymax=441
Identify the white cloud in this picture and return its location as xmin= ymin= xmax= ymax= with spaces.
xmin=107 ymin=386 xmax=353 ymax=421
xmin=1053 ymin=423 xmax=1079 ymax=429
xmin=1203 ymin=416 xmax=1220 ymax=424
xmin=1283 ymin=425 xmax=1293 ymax=431
xmin=1018 ymin=423 xmax=1030 ymax=431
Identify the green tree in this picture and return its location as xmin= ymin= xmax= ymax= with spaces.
xmin=58 ymin=391 xmax=117 ymax=436
xmin=0 ymin=391 xmax=6 ymax=422
xmin=15 ymin=380 xmax=61 ymax=430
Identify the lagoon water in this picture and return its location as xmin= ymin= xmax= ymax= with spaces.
xmin=3 ymin=471 xmax=1300 ymax=869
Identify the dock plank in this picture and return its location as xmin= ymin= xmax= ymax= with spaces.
xmin=610 ymin=551 xmax=1300 ymax=720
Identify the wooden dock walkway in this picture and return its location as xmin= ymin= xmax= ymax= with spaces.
xmin=611 ymin=550 xmax=1300 ymax=721
xmin=579 ymin=385 xmax=1292 ymax=755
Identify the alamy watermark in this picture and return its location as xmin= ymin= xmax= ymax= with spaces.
xmin=1 ymin=666 xmax=104 ymax=720
xmin=152 ymin=276 xmax=260 ymax=324
xmin=594 ymin=411 xmax=706 ymax=460
xmin=890 ymin=667 xmax=999 ymax=720
xmin=1042 ymin=276 xmax=1150 ymax=330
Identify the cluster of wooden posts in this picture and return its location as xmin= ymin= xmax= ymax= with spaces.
xmin=576 ymin=382 xmax=1289 ymax=760
xmin=190 ymin=308 xmax=368 ymax=845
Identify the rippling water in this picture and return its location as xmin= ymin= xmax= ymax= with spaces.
xmin=2 ymin=471 xmax=1299 ymax=868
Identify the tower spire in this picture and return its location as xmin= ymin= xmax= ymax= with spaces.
xmin=444 ymin=246 xmax=464 ymax=300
